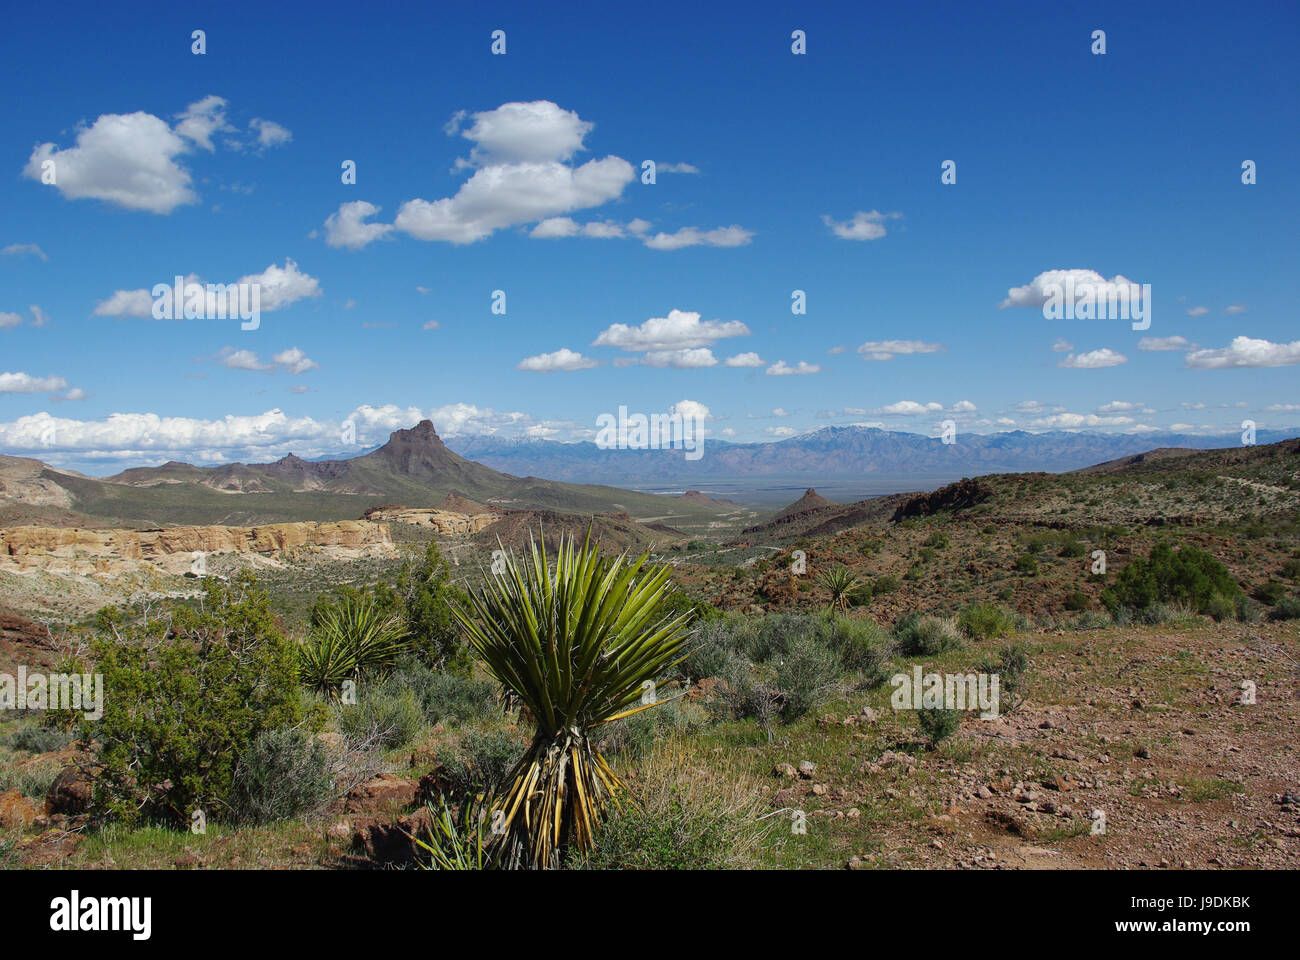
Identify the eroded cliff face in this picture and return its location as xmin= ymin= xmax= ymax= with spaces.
xmin=0 ymin=520 xmax=394 ymax=576
xmin=360 ymin=506 xmax=501 ymax=536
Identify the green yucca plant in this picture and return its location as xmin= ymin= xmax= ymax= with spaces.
xmin=817 ymin=565 xmax=862 ymax=615
xmin=453 ymin=531 xmax=693 ymax=868
xmin=297 ymin=592 xmax=409 ymax=696
xmin=409 ymin=794 xmax=493 ymax=870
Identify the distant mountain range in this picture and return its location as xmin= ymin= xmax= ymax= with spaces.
xmin=0 ymin=421 xmax=736 ymax=529
xmin=446 ymin=426 xmax=1296 ymax=484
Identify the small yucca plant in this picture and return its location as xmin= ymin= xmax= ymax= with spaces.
xmin=297 ymin=592 xmax=408 ymax=696
xmin=817 ymin=565 xmax=862 ymax=615
xmin=453 ymin=531 xmax=693 ymax=868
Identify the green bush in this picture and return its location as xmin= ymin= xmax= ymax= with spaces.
xmin=1064 ymin=591 xmax=1089 ymax=612
xmin=817 ymin=614 xmax=894 ymax=681
xmin=1252 ymin=582 xmax=1288 ymax=607
xmin=1280 ymin=559 xmax=1300 ymax=581
xmin=893 ymin=614 xmax=963 ymax=656
xmin=1102 ymin=542 xmax=1241 ymax=616
xmin=873 ymin=574 xmax=901 ymax=595
xmin=1268 ymin=597 xmax=1300 ymax=621
xmin=1014 ymin=553 xmax=1039 ymax=575
xmin=774 ymin=634 xmax=840 ymax=719
xmin=390 ymin=655 xmax=498 ymax=726
xmin=87 ymin=573 xmax=305 ymax=826
xmin=958 ymin=603 xmax=1018 ymax=641
xmin=917 ymin=706 xmax=961 ymax=747
xmin=3 ymin=722 xmax=72 ymax=754
xmin=336 ymin=683 xmax=424 ymax=749
xmin=229 ymin=727 xmax=334 ymax=824
xmin=441 ymin=729 xmax=522 ymax=795
xmin=595 ymin=699 xmax=707 ymax=761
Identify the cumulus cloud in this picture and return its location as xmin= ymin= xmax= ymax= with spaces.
xmin=1224 ymin=305 xmax=1247 ymax=314
xmin=592 ymin=309 xmax=749 ymax=351
xmin=451 ymin=100 xmax=593 ymax=165
xmin=1185 ymin=336 xmax=1300 ymax=369
xmin=174 ymin=95 xmax=233 ymax=151
xmin=641 ymin=225 xmax=753 ymax=250
xmin=822 ymin=210 xmax=901 ymax=241
xmin=23 ymin=96 xmax=286 ymax=214
xmin=856 ymin=339 xmax=944 ymax=361
xmin=999 ymin=269 xmax=1143 ymax=309
xmin=249 ymin=118 xmax=292 ymax=149
xmin=215 ymin=346 xmax=318 ymax=375
xmin=1029 ymin=412 xmax=1135 ymax=429
xmin=766 ymin=360 xmax=820 ymax=376
xmin=640 ymin=348 xmax=717 ymax=368
xmin=765 ymin=426 xmax=797 ymax=438
xmin=0 ymin=372 xmax=69 ymax=394
xmin=0 ymin=306 xmax=48 ymax=330
xmin=1096 ymin=400 xmax=1144 ymax=413
xmin=2 ymin=243 xmax=47 ymax=261
xmin=93 ymin=259 xmax=321 ymax=318
xmin=24 ymin=110 xmax=197 ymax=214
xmin=873 ymin=401 xmax=943 ymax=416
xmin=1058 ymin=348 xmax=1127 ymax=369
xmin=324 ymin=201 xmax=394 ymax=249
xmin=0 ymin=312 xmax=21 ymax=330
xmin=1052 ymin=338 xmax=1074 ymax=353
xmin=724 ymin=352 xmax=764 ymax=367
xmin=1186 ymin=306 xmax=1209 ymax=316
xmin=515 ymin=348 xmax=599 ymax=372
xmin=1138 ymin=335 xmax=1191 ymax=351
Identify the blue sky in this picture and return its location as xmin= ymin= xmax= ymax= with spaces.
xmin=1 ymin=0 xmax=1297 ymax=473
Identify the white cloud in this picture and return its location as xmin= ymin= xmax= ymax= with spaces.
xmin=452 ymin=100 xmax=593 ymax=165
xmin=1029 ymin=412 xmax=1135 ymax=428
xmin=856 ymin=339 xmax=944 ymax=361
xmin=218 ymin=348 xmax=270 ymax=372
xmin=641 ymin=225 xmax=753 ymax=250
xmin=1185 ymin=336 xmax=1300 ymax=369
xmin=658 ymin=162 xmax=700 ymax=174
xmin=724 ymin=352 xmax=764 ymax=367
xmin=999 ymin=269 xmax=1143 ymax=309
xmin=249 ymin=118 xmax=292 ymax=149
xmin=874 ymin=401 xmax=943 ymax=416
xmin=324 ymin=201 xmax=394 ymax=249
xmin=93 ymin=259 xmax=321 ymax=317
xmin=826 ymin=345 xmax=846 ymax=355
xmin=24 ymin=110 xmax=197 ymax=214
xmin=1013 ymin=400 xmax=1048 ymax=414
xmin=672 ymin=399 xmax=711 ymax=422
xmin=271 ymin=347 xmax=319 ymax=375
xmin=765 ymin=426 xmax=797 ymax=438
xmin=515 ymin=348 xmax=599 ymax=372
xmin=1186 ymin=306 xmax=1209 ymax=317
xmin=1058 ymin=348 xmax=1127 ymax=369
xmin=1 ymin=243 xmax=47 ymax=261
xmin=1096 ymin=400 xmax=1144 ymax=413
xmin=593 ymin=309 xmax=749 ymax=351
xmin=0 ymin=372 xmax=69 ymax=394
xmin=641 ymin=348 xmax=717 ymax=368
xmin=529 ymin=217 xmax=637 ymax=239
xmin=175 ymin=95 xmax=233 ymax=151
xmin=1225 ymin=304 xmax=1247 ymax=314
xmin=1265 ymin=403 xmax=1300 ymax=412
xmin=766 ymin=360 xmax=820 ymax=376
xmin=951 ymin=400 xmax=977 ymax=413
xmin=1052 ymin=338 xmax=1074 ymax=353
xmin=422 ymin=320 xmax=440 ymax=330
xmin=822 ymin=209 xmax=901 ymax=241
xmin=0 ymin=312 xmax=21 ymax=330
xmin=772 ymin=408 xmax=789 ymax=417
xmin=1138 ymin=335 xmax=1190 ymax=351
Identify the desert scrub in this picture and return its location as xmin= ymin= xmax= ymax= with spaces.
xmin=1102 ymin=541 xmax=1241 ymax=617
xmin=893 ymin=613 xmax=963 ymax=656
xmin=389 ymin=654 xmax=498 ymax=727
xmin=916 ymin=705 xmax=961 ymax=747
xmin=774 ymin=633 xmax=840 ymax=719
xmin=335 ymin=682 xmax=424 ymax=750
xmin=595 ymin=698 xmax=708 ymax=761
xmin=817 ymin=613 xmax=894 ymax=682
xmin=441 ymin=728 xmax=524 ymax=795
xmin=229 ymin=727 xmax=334 ymax=825
xmin=579 ymin=739 xmax=770 ymax=870
xmin=957 ymin=603 xmax=1018 ymax=641
xmin=87 ymin=572 xmax=305 ymax=827
xmin=3 ymin=721 xmax=72 ymax=754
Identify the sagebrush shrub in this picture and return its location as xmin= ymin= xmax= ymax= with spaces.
xmin=336 ymin=683 xmax=424 ymax=749
xmin=230 ymin=727 xmax=334 ymax=824
xmin=894 ymin=614 xmax=963 ymax=656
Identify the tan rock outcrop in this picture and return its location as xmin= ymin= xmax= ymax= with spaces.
xmin=361 ymin=506 xmax=500 ymax=536
xmin=0 ymin=520 xmax=394 ymax=576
